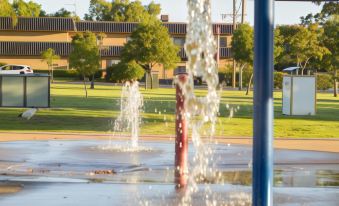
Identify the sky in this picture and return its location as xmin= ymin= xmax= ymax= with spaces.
xmin=32 ymin=0 xmax=323 ymax=25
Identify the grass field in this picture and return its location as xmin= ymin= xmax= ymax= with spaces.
xmin=0 ymin=82 xmax=338 ymax=138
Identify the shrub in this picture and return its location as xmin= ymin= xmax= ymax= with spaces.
xmin=55 ymin=69 xmax=79 ymax=78
xmin=219 ymin=70 xmax=286 ymax=89
xmin=94 ymin=69 xmax=103 ymax=79
xmin=89 ymin=69 xmax=104 ymax=80
xmin=242 ymin=69 xmax=252 ymax=87
xmin=274 ymin=72 xmax=284 ymax=89
xmin=34 ymin=69 xmax=79 ymax=78
xmin=317 ymin=73 xmax=333 ymax=90
xmin=218 ymin=71 xmax=235 ymax=86
xmin=35 ymin=70 xmax=49 ymax=74
xmin=105 ymin=65 xmax=116 ymax=82
xmin=105 ymin=61 xmax=145 ymax=82
xmin=218 ymin=71 xmax=252 ymax=87
xmin=0 ymin=62 xmax=7 ymax=67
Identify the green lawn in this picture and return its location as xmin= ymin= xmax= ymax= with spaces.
xmin=0 ymin=83 xmax=338 ymax=138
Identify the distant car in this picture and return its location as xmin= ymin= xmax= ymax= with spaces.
xmin=0 ymin=65 xmax=34 ymax=75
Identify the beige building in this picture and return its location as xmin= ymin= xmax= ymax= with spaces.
xmin=0 ymin=17 xmax=234 ymax=79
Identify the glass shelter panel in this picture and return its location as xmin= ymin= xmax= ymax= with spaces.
xmin=1 ymin=76 xmax=24 ymax=107
xmin=26 ymin=77 xmax=49 ymax=107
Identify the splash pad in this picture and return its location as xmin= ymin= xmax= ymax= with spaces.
xmin=0 ymin=0 xmax=338 ymax=205
xmin=0 ymin=140 xmax=338 ymax=205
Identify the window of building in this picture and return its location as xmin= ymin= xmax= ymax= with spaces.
xmin=173 ymin=66 xmax=186 ymax=75
xmin=173 ymin=37 xmax=185 ymax=46
xmin=107 ymin=60 xmax=120 ymax=67
xmin=215 ymin=36 xmax=228 ymax=48
xmin=220 ymin=37 xmax=227 ymax=48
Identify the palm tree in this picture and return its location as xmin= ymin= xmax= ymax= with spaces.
xmin=41 ymin=48 xmax=60 ymax=83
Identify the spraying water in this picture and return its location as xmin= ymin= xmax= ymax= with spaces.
xmin=101 ymin=81 xmax=152 ymax=152
xmin=176 ymin=0 xmax=221 ymax=205
xmin=113 ymin=81 xmax=143 ymax=148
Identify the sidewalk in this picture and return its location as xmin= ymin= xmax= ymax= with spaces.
xmin=0 ymin=131 xmax=338 ymax=153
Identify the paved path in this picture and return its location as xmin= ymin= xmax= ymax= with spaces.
xmin=0 ymin=131 xmax=338 ymax=153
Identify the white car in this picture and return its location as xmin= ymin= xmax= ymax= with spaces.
xmin=0 ymin=65 xmax=34 ymax=75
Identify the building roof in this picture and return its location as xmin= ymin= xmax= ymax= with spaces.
xmin=283 ymin=67 xmax=300 ymax=72
xmin=0 ymin=17 xmax=75 ymax=31
xmin=0 ymin=41 xmax=72 ymax=56
xmin=0 ymin=17 xmax=235 ymax=35
xmin=0 ymin=64 xmax=30 ymax=67
xmin=0 ymin=41 xmax=122 ymax=57
xmin=0 ymin=41 xmax=232 ymax=59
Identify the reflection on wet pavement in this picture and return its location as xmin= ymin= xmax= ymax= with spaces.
xmin=0 ymin=140 xmax=338 ymax=205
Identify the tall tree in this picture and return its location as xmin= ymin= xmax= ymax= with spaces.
xmin=294 ymin=25 xmax=329 ymax=75
xmin=41 ymin=48 xmax=60 ymax=83
xmin=231 ymin=23 xmax=253 ymax=91
xmin=90 ymin=32 xmax=107 ymax=89
xmin=123 ymin=1 xmax=151 ymax=22
xmin=85 ymin=0 xmax=112 ymax=21
xmin=85 ymin=0 xmax=160 ymax=22
xmin=1 ymin=0 xmax=43 ymax=17
xmin=49 ymin=8 xmax=73 ymax=17
xmin=146 ymin=1 xmax=161 ymax=16
xmin=0 ymin=0 xmax=17 ymax=26
xmin=12 ymin=0 xmax=41 ymax=17
xmin=107 ymin=60 xmax=145 ymax=82
xmin=275 ymin=25 xmax=302 ymax=69
xmin=121 ymin=18 xmax=180 ymax=89
xmin=301 ymin=2 xmax=339 ymax=26
xmin=0 ymin=0 xmax=14 ymax=16
xmin=232 ymin=24 xmax=284 ymax=94
xmin=39 ymin=8 xmax=80 ymax=20
xmin=277 ymin=24 xmax=329 ymax=75
xmin=322 ymin=16 xmax=339 ymax=97
xmin=69 ymin=32 xmax=100 ymax=98
xmin=274 ymin=28 xmax=285 ymax=66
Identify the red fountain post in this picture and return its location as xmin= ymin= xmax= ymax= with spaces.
xmin=175 ymin=73 xmax=188 ymax=189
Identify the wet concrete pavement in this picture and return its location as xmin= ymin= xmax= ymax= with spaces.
xmin=0 ymin=140 xmax=338 ymax=205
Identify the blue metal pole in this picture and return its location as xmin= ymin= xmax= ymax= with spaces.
xmin=253 ymin=0 xmax=274 ymax=205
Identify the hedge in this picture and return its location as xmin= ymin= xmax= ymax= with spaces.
xmin=317 ymin=73 xmax=333 ymax=90
xmin=35 ymin=69 xmax=103 ymax=79
xmin=218 ymin=71 xmax=252 ymax=87
xmin=274 ymin=72 xmax=284 ymax=89
xmin=35 ymin=69 xmax=79 ymax=78
xmin=219 ymin=71 xmax=285 ymax=89
xmin=105 ymin=66 xmax=116 ymax=82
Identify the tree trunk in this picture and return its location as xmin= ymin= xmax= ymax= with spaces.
xmin=232 ymin=0 xmax=237 ymax=88
xmin=149 ymin=71 xmax=153 ymax=89
xmin=83 ymin=75 xmax=88 ymax=98
xmin=232 ymin=60 xmax=236 ymax=88
xmin=51 ymin=60 xmax=54 ymax=83
xmin=90 ymin=74 xmax=95 ymax=89
xmin=144 ymin=70 xmax=151 ymax=90
xmin=48 ymin=65 xmax=51 ymax=82
xmin=334 ymin=69 xmax=338 ymax=97
xmin=301 ymin=58 xmax=310 ymax=76
xmin=239 ymin=66 xmax=242 ymax=90
xmin=300 ymin=64 xmax=305 ymax=76
xmin=245 ymin=73 xmax=253 ymax=95
xmin=239 ymin=64 xmax=245 ymax=91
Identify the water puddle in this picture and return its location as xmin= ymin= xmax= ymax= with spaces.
xmin=0 ymin=140 xmax=338 ymax=205
xmin=0 ymin=140 xmax=338 ymax=187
